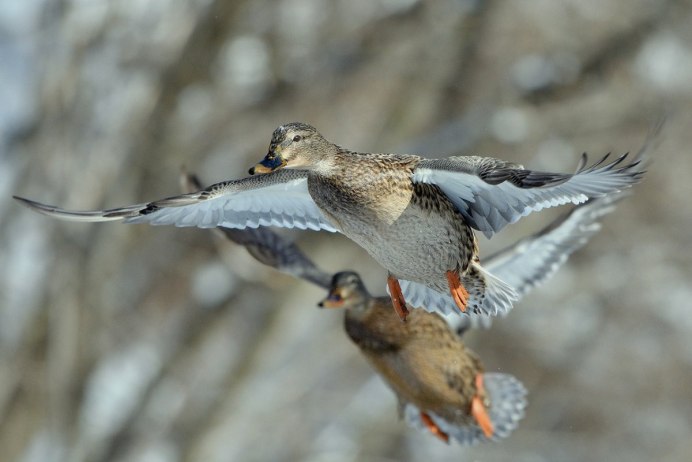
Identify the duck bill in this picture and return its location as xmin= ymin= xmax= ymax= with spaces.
xmin=248 ymin=149 xmax=286 ymax=175
xmin=318 ymin=289 xmax=346 ymax=309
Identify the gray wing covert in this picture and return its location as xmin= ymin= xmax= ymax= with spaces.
xmin=412 ymin=153 xmax=643 ymax=238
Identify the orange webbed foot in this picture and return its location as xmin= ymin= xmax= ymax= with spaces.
xmin=472 ymin=373 xmax=494 ymax=439
xmin=387 ymin=275 xmax=409 ymax=321
xmin=445 ymin=270 xmax=469 ymax=314
xmin=420 ymin=412 xmax=449 ymax=443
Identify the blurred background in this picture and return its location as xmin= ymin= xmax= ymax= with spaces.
xmin=2 ymin=0 xmax=691 ymax=461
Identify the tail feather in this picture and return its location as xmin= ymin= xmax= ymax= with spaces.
xmin=402 ymin=372 xmax=527 ymax=445
xmin=483 ymin=373 xmax=528 ymax=439
xmin=461 ymin=263 xmax=518 ymax=316
xmin=397 ymin=266 xmax=517 ymax=319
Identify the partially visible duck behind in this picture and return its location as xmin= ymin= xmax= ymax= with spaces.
xmin=320 ymin=270 xmax=526 ymax=444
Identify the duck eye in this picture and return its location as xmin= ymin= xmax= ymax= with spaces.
xmin=292 ymin=135 xmax=302 ymax=142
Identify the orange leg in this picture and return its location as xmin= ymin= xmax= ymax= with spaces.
xmin=420 ymin=412 xmax=449 ymax=443
xmin=471 ymin=373 xmax=494 ymax=438
xmin=387 ymin=275 xmax=409 ymax=321
xmin=445 ymin=270 xmax=469 ymax=313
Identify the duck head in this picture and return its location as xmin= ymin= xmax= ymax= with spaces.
xmin=318 ymin=271 xmax=370 ymax=310
xmin=249 ymin=122 xmax=332 ymax=175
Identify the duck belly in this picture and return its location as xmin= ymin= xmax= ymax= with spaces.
xmin=361 ymin=347 xmax=470 ymax=418
xmin=310 ymin=175 xmax=476 ymax=287
xmin=354 ymin=205 xmax=476 ymax=288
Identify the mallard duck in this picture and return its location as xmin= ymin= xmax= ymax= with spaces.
xmin=13 ymin=122 xmax=643 ymax=319
xmin=181 ymin=168 xmax=626 ymax=333
xmin=181 ymin=171 xmax=622 ymax=443
xmin=180 ymin=168 xmax=626 ymax=319
xmin=319 ymin=270 xmax=526 ymax=444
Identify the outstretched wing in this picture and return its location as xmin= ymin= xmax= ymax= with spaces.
xmin=446 ymin=192 xmax=626 ymax=335
xmin=14 ymin=169 xmax=338 ymax=232
xmin=180 ymin=171 xmax=333 ymax=289
xmin=484 ymin=193 xmax=626 ymax=299
xmin=412 ymin=153 xmax=643 ymax=238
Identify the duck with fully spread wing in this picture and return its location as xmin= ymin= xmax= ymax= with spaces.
xmin=13 ymin=122 xmax=643 ymax=319
xmin=180 ymin=170 xmax=625 ymax=444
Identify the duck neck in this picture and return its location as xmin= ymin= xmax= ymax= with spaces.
xmin=310 ymin=146 xmax=355 ymax=178
xmin=341 ymin=293 xmax=374 ymax=324
xmin=344 ymin=298 xmax=399 ymax=353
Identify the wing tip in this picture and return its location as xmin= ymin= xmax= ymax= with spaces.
xmin=13 ymin=195 xmax=128 ymax=222
xmin=13 ymin=195 xmax=57 ymax=215
xmin=13 ymin=195 xmax=38 ymax=206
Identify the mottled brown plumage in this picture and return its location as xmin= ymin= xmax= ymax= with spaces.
xmin=250 ymin=123 xmax=514 ymax=319
xmin=319 ymin=271 xmax=527 ymax=444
